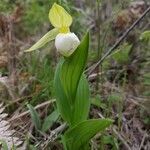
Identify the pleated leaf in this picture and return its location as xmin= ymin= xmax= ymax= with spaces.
xmin=54 ymin=59 xmax=73 ymax=124
xmin=64 ymin=119 xmax=113 ymax=150
xmin=60 ymin=32 xmax=89 ymax=105
xmin=54 ymin=32 xmax=90 ymax=125
xmin=71 ymin=74 xmax=90 ymax=126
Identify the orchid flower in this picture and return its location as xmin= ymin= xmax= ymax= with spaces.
xmin=25 ymin=3 xmax=80 ymax=57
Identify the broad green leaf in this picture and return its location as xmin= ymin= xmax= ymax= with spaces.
xmin=54 ymin=62 xmax=90 ymax=126
xmin=49 ymin=3 xmax=72 ymax=29
xmin=54 ymin=59 xmax=73 ymax=124
xmin=25 ymin=28 xmax=59 ymax=52
xmin=64 ymin=119 xmax=113 ymax=150
xmin=42 ymin=109 xmax=59 ymax=132
xmin=54 ymin=32 xmax=90 ymax=125
xmin=0 ymin=140 xmax=8 ymax=150
xmin=27 ymin=104 xmax=41 ymax=130
xmin=72 ymin=74 xmax=90 ymax=126
xmin=60 ymin=32 xmax=89 ymax=105
xmin=55 ymin=69 xmax=90 ymax=126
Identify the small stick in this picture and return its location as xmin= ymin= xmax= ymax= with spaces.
xmin=86 ymin=6 xmax=150 ymax=75
xmin=49 ymin=123 xmax=67 ymax=141
xmin=42 ymin=123 xmax=67 ymax=149
xmin=9 ymin=99 xmax=55 ymax=121
xmin=139 ymin=133 xmax=147 ymax=150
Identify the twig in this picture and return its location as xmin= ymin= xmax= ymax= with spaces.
xmin=88 ymin=72 xmax=103 ymax=81
xmin=5 ymin=94 xmax=35 ymax=107
xmin=9 ymin=99 xmax=55 ymax=121
xmin=86 ymin=6 xmax=150 ymax=75
xmin=42 ymin=123 xmax=67 ymax=149
xmin=139 ymin=133 xmax=147 ymax=150
xmin=49 ymin=123 xmax=67 ymax=141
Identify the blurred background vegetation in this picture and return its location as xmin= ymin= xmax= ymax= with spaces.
xmin=0 ymin=0 xmax=150 ymax=149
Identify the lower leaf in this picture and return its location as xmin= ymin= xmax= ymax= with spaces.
xmin=63 ymin=119 xmax=113 ymax=150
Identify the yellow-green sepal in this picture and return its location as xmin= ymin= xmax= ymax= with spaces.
xmin=49 ymin=3 xmax=72 ymax=29
xmin=25 ymin=28 xmax=59 ymax=52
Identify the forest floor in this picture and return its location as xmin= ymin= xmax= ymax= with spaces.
xmin=0 ymin=0 xmax=150 ymax=149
